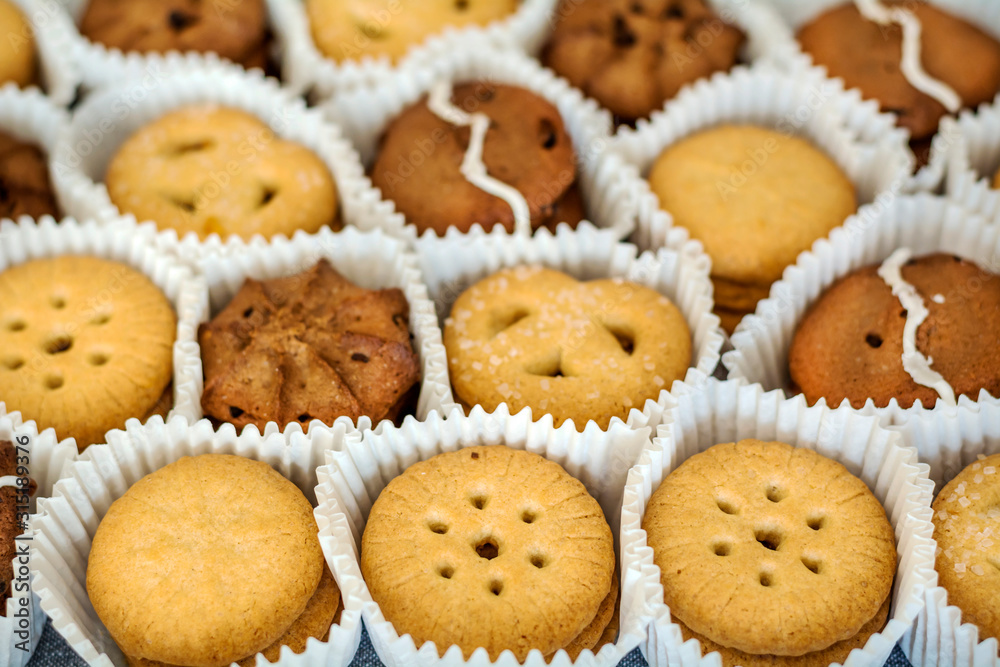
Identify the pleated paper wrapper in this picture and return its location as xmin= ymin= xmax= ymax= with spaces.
xmin=413 ymin=222 xmax=725 ymax=430
xmin=942 ymin=96 xmax=1000 ymax=223
xmin=0 ymin=68 xmax=69 ymax=165
xmin=29 ymin=415 xmax=364 ymax=667
xmin=723 ymin=192 xmax=1000 ymax=425
xmin=621 ymin=379 xmax=936 ymax=667
xmin=0 ymin=406 xmax=78 ymax=667
xmin=313 ymin=406 xmax=657 ymax=667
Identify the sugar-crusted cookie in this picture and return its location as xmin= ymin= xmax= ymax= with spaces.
xmin=0 ymin=130 xmax=61 ymax=220
xmin=371 ymin=82 xmax=583 ymax=236
xmin=0 ymin=256 xmax=176 ymax=449
xmin=199 ymin=259 xmax=420 ymax=431
xmin=542 ymin=0 xmax=744 ymax=124
xmin=306 ymin=0 xmax=517 ymax=63
xmin=789 ymin=253 xmax=1000 ymax=409
xmin=361 ymin=446 xmax=615 ymax=661
xmin=0 ymin=0 xmax=35 ymax=88
xmin=648 ymin=124 xmax=857 ymax=333
xmin=643 ymin=440 xmax=896 ymax=656
xmin=87 ymin=454 xmax=326 ymax=667
xmin=932 ymin=453 xmax=1000 ymax=645
xmin=80 ymin=0 xmax=268 ymax=69
xmin=799 ymin=3 xmax=1000 ymax=142
xmin=444 ymin=266 xmax=691 ymax=429
xmin=106 ymin=105 xmax=339 ymax=241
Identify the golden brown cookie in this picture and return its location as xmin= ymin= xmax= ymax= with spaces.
xmin=371 ymin=82 xmax=583 ymax=236
xmin=106 ymin=105 xmax=339 ymax=241
xmin=799 ymin=2 xmax=1000 ymax=141
xmin=0 ymin=130 xmax=61 ymax=220
xmin=542 ymin=0 xmax=744 ymax=125
xmin=0 ymin=256 xmax=176 ymax=449
xmin=444 ymin=266 xmax=691 ymax=430
xmin=199 ymin=259 xmax=421 ymax=431
xmin=675 ymin=595 xmax=891 ymax=666
xmin=643 ymin=440 xmax=896 ymax=657
xmin=789 ymin=253 xmax=1000 ymax=409
xmin=87 ymin=454 xmax=326 ymax=667
xmin=361 ymin=446 xmax=615 ymax=661
xmin=306 ymin=0 xmax=518 ymax=63
xmin=79 ymin=0 xmax=268 ymax=69
xmin=562 ymin=573 xmax=619 ymax=660
xmin=0 ymin=0 xmax=35 ymax=87
xmin=648 ymin=125 xmax=857 ymax=320
xmin=932 ymin=453 xmax=1000 ymax=645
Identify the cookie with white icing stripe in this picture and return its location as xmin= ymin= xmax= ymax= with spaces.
xmin=789 ymin=252 xmax=1000 ymax=409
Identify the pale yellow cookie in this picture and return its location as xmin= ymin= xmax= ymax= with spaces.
xmin=0 ymin=0 xmax=35 ymax=87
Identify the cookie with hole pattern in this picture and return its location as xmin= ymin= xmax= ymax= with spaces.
xmin=932 ymin=453 xmax=1000 ymax=645
xmin=0 ymin=256 xmax=176 ymax=449
xmin=361 ymin=445 xmax=616 ymax=661
xmin=789 ymin=253 xmax=1000 ymax=409
xmin=306 ymin=0 xmax=518 ymax=64
xmin=0 ymin=130 xmax=61 ymax=220
xmin=79 ymin=0 xmax=269 ymax=69
xmin=199 ymin=259 xmax=420 ymax=431
xmin=371 ymin=82 xmax=584 ymax=236
xmin=87 ymin=454 xmax=326 ymax=667
xmin=444 ymin=266 xmax=691 ymax=430
xmin=542 ymin=0 xmax=744 ymax=125
xmin=643 ymin=440 xmax=896 ymax=657
xmin=673 ymin=595 xmax=891 ymax=666
xmin=105 ymin=105 xmax=339 ymax=242
xmin=799 ymin=3 xmax=1000 ymax=143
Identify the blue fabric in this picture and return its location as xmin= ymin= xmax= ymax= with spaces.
xmin=27 ymin=619 xmax=915 ymax=667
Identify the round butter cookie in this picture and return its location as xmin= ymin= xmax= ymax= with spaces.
xmin=789 ymin=253 xmax=1000 ymax=409
xmin=0 ymin=0 xmax=35 ymax=87
xmin=932 ymin=453 xmax=1000 ymax=645
xmin=643 ymin=440 xmax=896 ymax=657
xmin=106 ymin=105 xmax=339 ymax=241
xmin=444 ymin=266 xmax=691 ymax=429
xmin=361 ymin=445 xmax=615 ymax=661
xmin=87 ymin=454 xmax=326 ymax=667
xmin=306 ymin=0 xmax=518 ymax=63
xmin=0 ymin=256 xmax=176 ymax=449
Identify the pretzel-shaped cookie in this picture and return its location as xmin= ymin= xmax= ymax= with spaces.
xmin=106 ymin=105 xmax=339 ymax=241
xmin=444 ymin=266 xmax=691 ymax=429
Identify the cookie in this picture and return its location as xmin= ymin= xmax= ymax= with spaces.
xmin=643 ymin=440 xmax=896 ymax=656
xmin=87 ymin=454 xmax=326 ymax=667
xmin=932 ymin=453 xmax=1000 ymax=645
xmin=799 ymin=3 xmax=1000 ymax=142
xmin=444 ymin=266 xmax=691 ymax=430
xmin=306 ymin=0 xmax=518 ymax=63
xmin=0 ymin=130 xmax=61 ymax=220
xmin=199 ymin=259 xmax=420 ymax=431
xmin=542 ymin=0 xmax=744 ymax=125
xmin=371 ymin=82 xmax=584 ymax=236
xmin=105 ymin=105 xmax=339 ymax=241
xmin=0 ymin=256 xmax=176 ymax=449
xmin=674 ymin=595 xmax=891 ymax=666
xmin=0 ymin=0 xmax=34 ymax=87
xmin=79 ymin=0 xmax=269 ymax=69
xmin=789 ymin=253 xmax=1000 ymax=409
xmin=648 ymin=125 xmax=857 ymax=332
xmin=361 ymin=445 xmax=615 ymax=661
xmin=562 ymin=573 xmax=619 ymax=660
xmin=1 ymin=439 xmax=34 ymax=615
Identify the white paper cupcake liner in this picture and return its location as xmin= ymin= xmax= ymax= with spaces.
xmin=198 ymin=224 xmax=452 ymax=431
xmin=8 ymin=0 xmax=78 ymax=106
xmin=941 ymin=94 xmax=1000 ymax=222
xmin=276 ymin=0 xmax=559 ymax=100
xmin=612 ymin=64 xmax=915 ymax=254
xmin=0 ymin=405 xmax=78 ymax=667
xmin=413 ymin=222 xmax=725 ymax=430
xmin=621 ymin=378 xmax=936 ymax=667
xmin=723 ymin=192 xmax=1000 ymax=425
xmin=893 ymin=396 xmax=1000 ymax=666
xmin=29 ymin=414 xmax=362 ymax=667
xmin=0 ymin=83 xmax=67 ymax=158
xmin=313 ymin=405 xmax=656 ymax=667
xmin=757 ymin=0 xmax=1000 ymax=194
xmin=50 ymin=65 xmax=403 ymax=261
xmin=0 ymin=216 xmax=207 ymax=446
xmin=320 ymin=39 xmax=628 ymax=243
xmin=51 ymin=0 xmax=296 ymax=91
